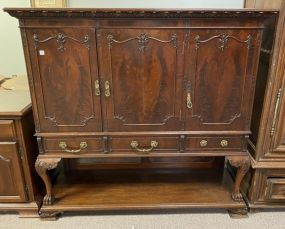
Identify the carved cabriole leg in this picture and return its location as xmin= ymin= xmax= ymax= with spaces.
xmin=227 ymin=155 xmax=250 ymax=202
xmin=35 ymin=158 xmax=61 ymax=206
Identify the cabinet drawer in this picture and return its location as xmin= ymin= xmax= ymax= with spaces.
xmin=266 ymin=178 xmax=285 ymax=201
xmin=43 ymin=137 xmax=104 ymax=154
xmin=0 ymin=120 xmax=16 ymax=140
xmin=185 ymin=136 xmax=244 ymax=151
xmin=110 ymin=136 xmax=179 ymax=153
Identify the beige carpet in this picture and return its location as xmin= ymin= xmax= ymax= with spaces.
xmin=1 ymin=209 xmax=285 ymax=229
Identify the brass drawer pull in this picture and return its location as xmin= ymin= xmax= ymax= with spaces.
xmin=59 ymin=141 xmax=87 ymax=153
xmin=187 ymin=92 xmax=192 ymax=109
xmin=95 ymin=80 xmax=100 ymax=96
xmin=130 ymin=140 xmax=158 ymax=153
xmin=200 ymin=140 xmax=208 ymax=147
xmin=220 ymin=140 xmax=228 ymax=147
xmin=105 ymin=81 xmax=111 ymax=97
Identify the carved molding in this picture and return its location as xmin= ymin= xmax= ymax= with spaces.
xmin=0 ymin=155 xmax=10 ymax=163
xmin=44 ymin=114 xmax=95 ymax=127
xmin=107 ymin=33 xmax=177 ymax=53
xmin=191 ymin=113 xmax=242 ymax=125
xmin=33 ymin=33 xmax=90 ymax=51
xmin=5 ymin=9 xmax=277 ymax=19
xmin=195 ymin=33 xmax=252 ymax=51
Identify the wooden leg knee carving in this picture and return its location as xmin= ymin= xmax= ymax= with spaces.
xmin=227 ymin=156 xmax=250 ymax=202
xmin=35 ymin=158 xmax=61 ymax=206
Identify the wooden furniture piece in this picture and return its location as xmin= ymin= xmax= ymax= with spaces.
xmin=4 ymin=8 xmax=278 ymax=219
xmin=0 ymin=90 xmax=40 ymax=217
xmin=244 ymin=0 xmax=282 ymax=9
xmin=242 ymin=1 xmax=285 ymax=209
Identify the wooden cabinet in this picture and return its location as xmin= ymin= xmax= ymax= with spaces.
xmin=244 ymin=0 xmax=282 ymax=9
xmin=0 ymin=90 xmax=40 ymax=217
xmin=243 ymin=1 xmax=285 ymax=209
xmin=5 ymin=8 xmax=278 ymax=219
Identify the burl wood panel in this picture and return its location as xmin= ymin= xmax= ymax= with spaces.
xmin=185 ymin=29 xmax=261 ymax=131
xmin=27 ymin=28 xmax=102 ymax=133
xmin=98 ymin=29 xmax=183 ymax=131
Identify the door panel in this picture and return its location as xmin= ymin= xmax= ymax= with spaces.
xmin=0 ymin=143 xmax=27 ymax=202
xmin=98 ymin=29 xmax=183 ymax=131
xmin=27 ymin=28 xmax=102 ymax=132
xmin=184 ymin=29 xmax=261 ymax=131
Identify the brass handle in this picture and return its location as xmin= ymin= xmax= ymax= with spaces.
xmin=95 ymin=80 xmax=100 ymax=96
xmin=105 ymin=81 xmax=110 ymax=97
xmin=130 ymin=140 xmax=158 ymax=153
xmin=220 ymin=140 xmax=228 ymax=147
xmin=187 ymin=92 xmax=192 ymax=109
xmin=59 ymin=141 xmax=87 ymax=153
xmin=200 ymin=140 xmax=208 ymax=147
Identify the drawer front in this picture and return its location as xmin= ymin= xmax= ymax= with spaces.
xmin=185 ymin=136 xmax=244 ymax=151
xmin=110 ymin=136 xmax=180 ymax=153
xmin=266 ymin=178 xmax=285 ymax=201
xmin=43 ymin=137 xmax=104 ymax=154
xmin=0 ymin=120 xmax=16 ymax=140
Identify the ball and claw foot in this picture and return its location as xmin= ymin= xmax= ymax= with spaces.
xmin=231 ymin=191 xmax=243 ymax=202
xmin=43 ymin=194 xmax=55 ymax=206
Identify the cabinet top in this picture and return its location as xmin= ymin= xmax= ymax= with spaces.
xmin=0 ymin=90 xmax=31 ymax=117
xmin=4 ymin=8 xmax=278 ymax=19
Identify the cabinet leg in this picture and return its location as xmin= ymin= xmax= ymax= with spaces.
xmin=35 ymin=158 xmax=61 ymax=206
xmin=227 ymin=155 xmax=250 ymax=202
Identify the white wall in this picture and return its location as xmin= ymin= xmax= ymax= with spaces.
xmin=68 ymin=0 xmax=244 ymax=8
xmin=0 ymin=0 xmax=30 ymax=76
xmin=0 ymin=0 xmax=244 ymax=76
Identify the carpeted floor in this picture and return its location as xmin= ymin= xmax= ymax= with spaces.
xmin=0 ymin=209 xmax=285 ymax=229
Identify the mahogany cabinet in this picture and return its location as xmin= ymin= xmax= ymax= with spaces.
xmin=0 ymin=90 xmax=40 ymax=217
xmin=4 ymin=8 xmax=278 ymax=219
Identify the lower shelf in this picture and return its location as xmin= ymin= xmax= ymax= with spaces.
xmin=41 ymin=168 xmax=246 ymax=214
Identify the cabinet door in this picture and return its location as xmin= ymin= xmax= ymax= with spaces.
xmin=0 ymin=143 xmax=27 ymax=202
xmin=98 ymin=29 xmax=183 ymax=131
xmin=27 ymin=28 xmax=102 ymax=132
xmin=184 ymin=29 xmax=261 ymax=131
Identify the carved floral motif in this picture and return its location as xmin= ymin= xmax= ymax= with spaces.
xmin=195 ymin=33 xmax=252 ymax=51
xmin=33 ymin=33 xmax=90 ymax=51
xmin=107 ymin=33 xmax=177 ymax=53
